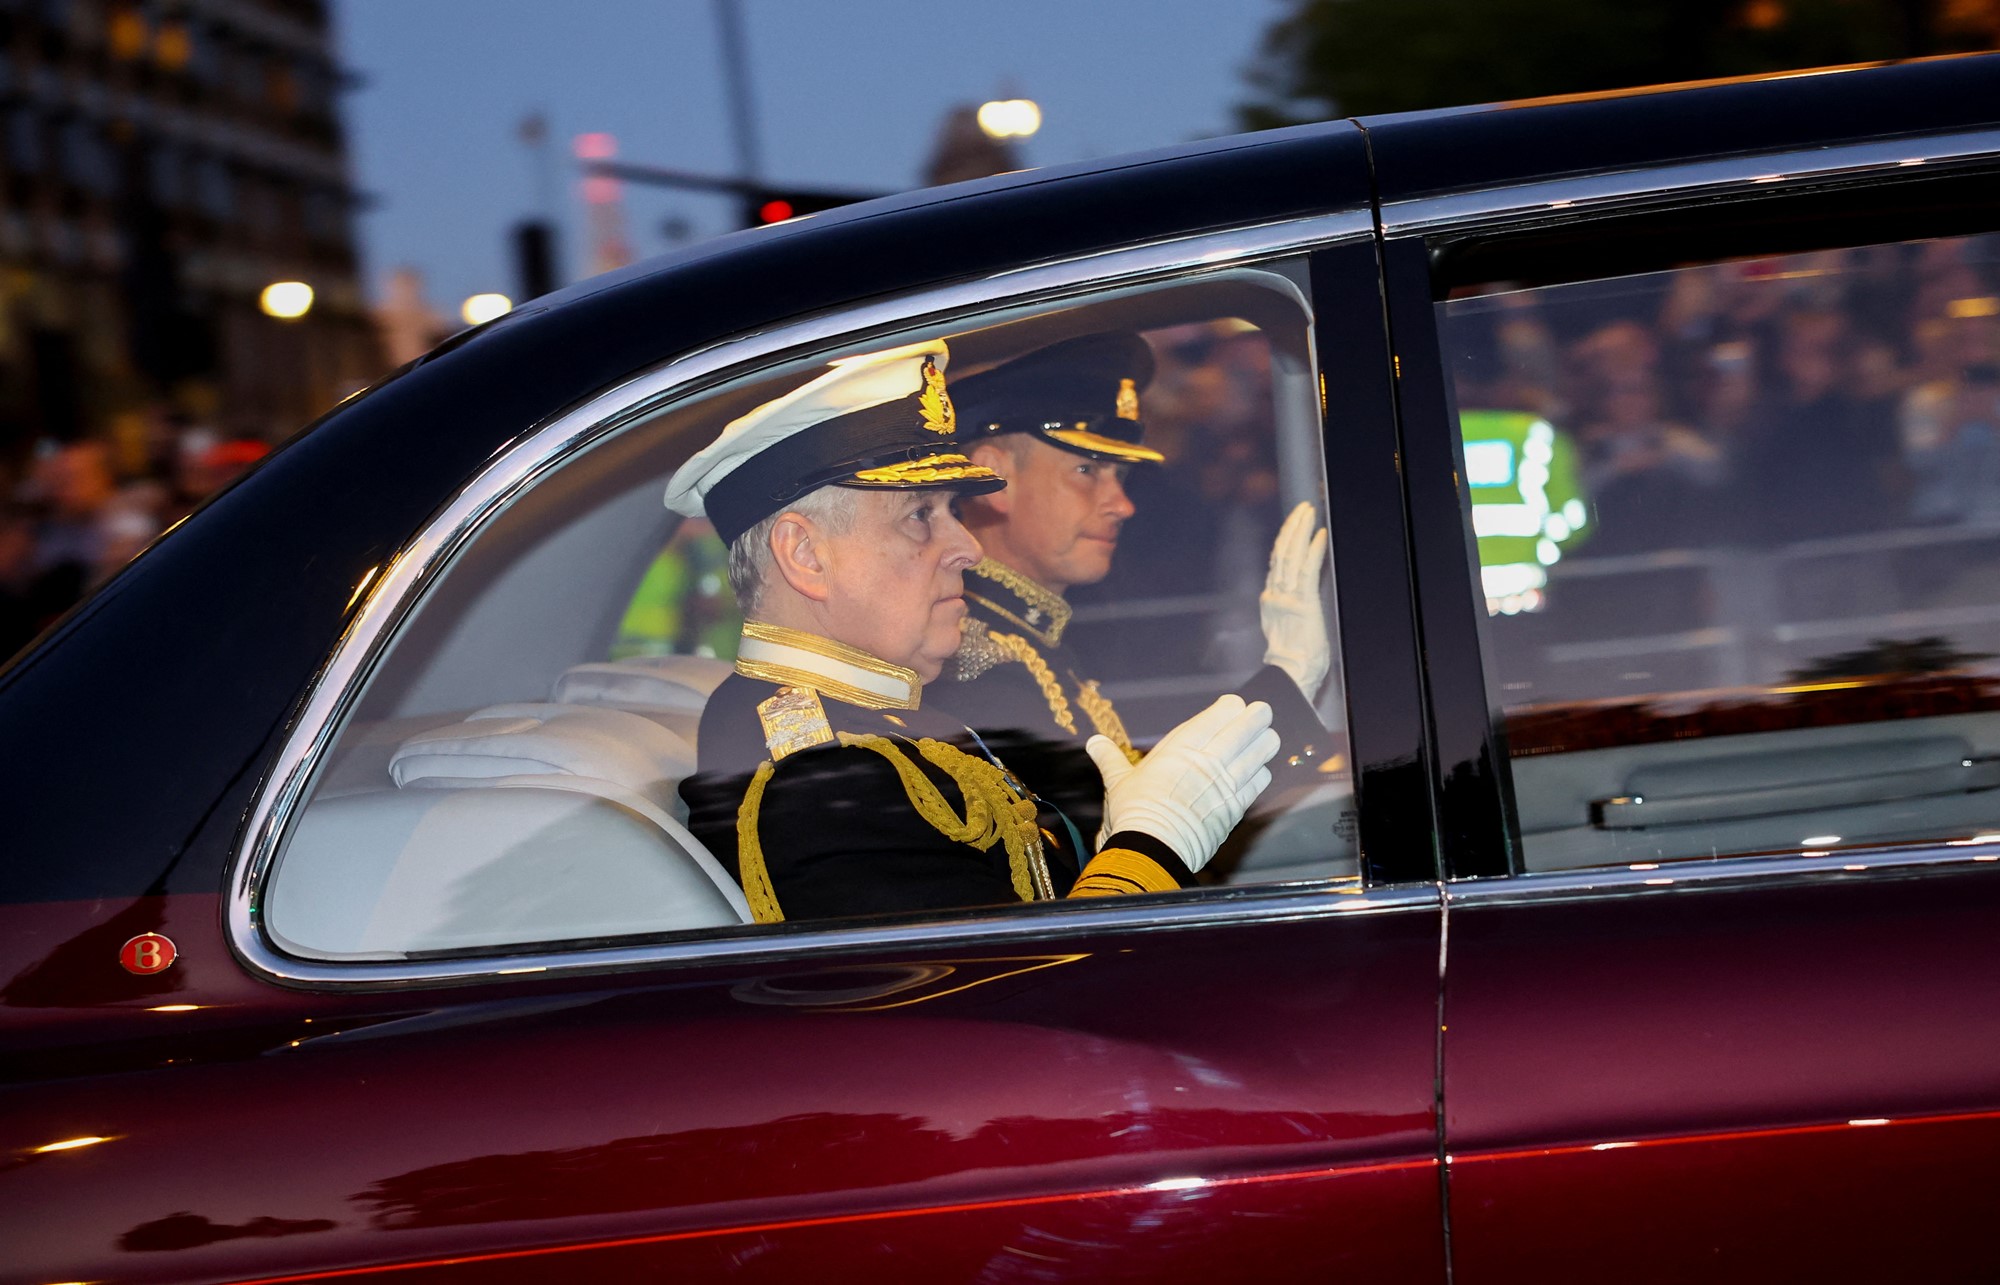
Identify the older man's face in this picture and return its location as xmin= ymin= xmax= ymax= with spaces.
xmin=818 ymin=488 xmax=983 ymax=681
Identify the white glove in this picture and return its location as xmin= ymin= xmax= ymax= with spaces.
xmin=1260 ymin=500 xmax=1332 ymax=699
xmin=1085 ymin=694 xmax=1279 ymax=872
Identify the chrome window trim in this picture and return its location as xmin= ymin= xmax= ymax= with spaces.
xmin=1446 ymin=844 xmax=2000 ymax=909
xmin=227 ymin=210 xmax=1381 ymax=989
xmin=1379 ymin=126 xmax=2000 ymax=238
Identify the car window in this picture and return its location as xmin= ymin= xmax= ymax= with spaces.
xmin=259 ymin=260 xmax=1358 ymax=962
xmin=1442 ymin=228 xmax=2000 ymax=873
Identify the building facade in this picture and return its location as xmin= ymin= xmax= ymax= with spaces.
xmin=0 ymin=0 xmax=376 ymax=468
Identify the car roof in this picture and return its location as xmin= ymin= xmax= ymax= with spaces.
xmin=1359 ymin=52 xmax=2000 ymax=203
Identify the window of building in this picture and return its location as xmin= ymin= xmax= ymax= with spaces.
xmin=195 ymin=154 xmax=231 ymax=220
xmin=6 ymin=108 xmax=45 ymax=175
xmin=1442 ymin=230 xmax=2000 ymax=873
xmin=258 ymin=262 xmax=1354 ymax=962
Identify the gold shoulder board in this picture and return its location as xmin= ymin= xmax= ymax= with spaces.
xmin=759 ymin=685 xmax=834 ymax=761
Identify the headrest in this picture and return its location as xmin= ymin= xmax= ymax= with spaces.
xmin=390 ymin=705 xmax=694 ymax=810
xmin=550 ymin=655 xmax=733 ymax=713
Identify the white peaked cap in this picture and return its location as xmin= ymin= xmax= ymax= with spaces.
xmin=663 ymin=339 xmax=951 ymax=519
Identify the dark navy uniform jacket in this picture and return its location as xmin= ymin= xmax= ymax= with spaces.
xmin=681 ymin=669 xmax=1196 ymax=924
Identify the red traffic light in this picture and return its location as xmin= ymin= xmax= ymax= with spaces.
xmin=757 ymin=198 xmax=795 ymax=224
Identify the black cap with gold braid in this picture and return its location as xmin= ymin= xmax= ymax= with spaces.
xmin=664 ymin=339 xmax=1005 ymax=546
xmin=951 ymin=331 xmax=1165 ymax=464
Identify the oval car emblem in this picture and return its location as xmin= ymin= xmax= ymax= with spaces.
xmin=119 ymin=933 xmax=178 ymax=975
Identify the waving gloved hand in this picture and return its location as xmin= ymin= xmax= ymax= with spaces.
xmin=1260 ymin=500 xmax=1332 ymax=699
xmin=1085 ymin=694 xmax=1279 ymax=872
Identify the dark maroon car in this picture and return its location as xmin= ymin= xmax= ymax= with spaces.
xmin=8 ymin=54 xmax=2000 ymax=1284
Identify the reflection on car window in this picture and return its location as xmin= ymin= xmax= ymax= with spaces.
xmin=1443 ymin=230 xmax=2000 ymax=873
xmin=262 ymin=264 xmax=1359 ymax=962
xmin=611 ymin=523 xmax=740 ymax=661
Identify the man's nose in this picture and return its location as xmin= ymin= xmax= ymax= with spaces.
xmin=940 ymin=505 xmax=983 ymax=571
xmin=1103 ymin=473 xmax=1137 ymax=521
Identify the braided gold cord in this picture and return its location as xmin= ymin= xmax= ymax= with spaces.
xmin=1075 ymin=680 xmax=1141 ymax=764
xmin=735 ymin=760 xmax=785 ymax=923
xmin=987 ymin=630 xmax=1077 ymax=735
xmin=733 ymin=733 xmax=1057 ymax=918
xmin=843 ymin=733 xmax=1053 ymax=902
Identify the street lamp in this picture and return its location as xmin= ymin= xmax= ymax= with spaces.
xmin=259 ymin=280 xmax=313 ymax=320
xmin=976 ymin=99 xmax=1041 ymax=140
xmin=461 ymin=293 xmax=513 ymax=326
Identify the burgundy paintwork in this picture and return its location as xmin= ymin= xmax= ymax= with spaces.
xmin=0 ymin=892 xmax=1445 ymax=1283
xmin=1443 ymin=864 xmax=2000 ymax=1282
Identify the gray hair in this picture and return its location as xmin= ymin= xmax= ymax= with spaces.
xmin=726 ymin=485 xmax=859 ymax=613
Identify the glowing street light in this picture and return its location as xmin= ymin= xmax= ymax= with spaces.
xmin=977 ymin=99 xmax=1041 ymax=140
xmin=259 ymin=280 xmax=313 ymax=320
xmin=461 ymin=293 xmax=513 ymax=326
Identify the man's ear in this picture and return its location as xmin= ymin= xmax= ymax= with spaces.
xmin=966 ymin=441 xmax=1014 ymax=515
xmin=768 ymin=511 xmax=831 ymax=602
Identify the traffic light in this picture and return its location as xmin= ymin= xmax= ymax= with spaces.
xmin=741 ymin=187 xmax=877 ymax=229
xmin=513 ymin=220 xmax=558 ymax=301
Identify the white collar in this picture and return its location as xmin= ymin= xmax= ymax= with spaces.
xmin=734 ymin=620 xmax=921 ymax=710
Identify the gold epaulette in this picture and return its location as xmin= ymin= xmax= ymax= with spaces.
xmin=757 ymin=685 xmax=834 ymax=761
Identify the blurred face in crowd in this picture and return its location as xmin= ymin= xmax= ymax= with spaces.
xmin=767 ymin=486 xmax=982 ymax=681
xmin=37 ymin=443 xmax=115 ymax=520
xmin=963 ymin=436 xmax=1135 ymax=594
xmin=1780 ymin=310 xmax=1846 ymax=401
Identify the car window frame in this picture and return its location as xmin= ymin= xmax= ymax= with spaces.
xmin=226 ymin=209 xmax=1443 ymax=990
xmin=1376 ymin=121 xmax=2000 ymax=894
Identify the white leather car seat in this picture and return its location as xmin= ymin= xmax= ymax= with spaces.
xmin=268 ymin=701 xmax=748 ymax=960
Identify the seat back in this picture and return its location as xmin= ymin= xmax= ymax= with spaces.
xmin=267 ymin=701 xmax=748 ymax=959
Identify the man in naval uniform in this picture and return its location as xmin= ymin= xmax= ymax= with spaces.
xmin=929 ymin=331 xmax=1334 ymax=842
xmin=667 ymin=339 xmax=1280 ymax=925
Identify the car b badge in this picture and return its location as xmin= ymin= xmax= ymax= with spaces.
xmin=119 ymin=933 xmax=177 ymax=975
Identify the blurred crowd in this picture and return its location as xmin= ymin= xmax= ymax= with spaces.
xmin=0 ymin=411 xmax=269 ymax=659
xmin=1450 ymin=232 xmax=2000 ymax=556
xmin=1068 ymin=319 xmax=1287 ymax=677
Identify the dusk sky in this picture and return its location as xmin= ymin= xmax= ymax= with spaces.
xmin=334 ymin=1 xmax=1283 ymax=316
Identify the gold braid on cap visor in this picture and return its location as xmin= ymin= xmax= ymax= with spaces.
xmin=849 ymin=453 xmax=998 ymax=485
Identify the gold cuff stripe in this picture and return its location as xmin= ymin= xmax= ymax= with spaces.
xmin=1069 ymin=848 xmax=1182 ymax=898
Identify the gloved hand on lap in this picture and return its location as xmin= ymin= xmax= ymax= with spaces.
xmin=1086 ymin=694 xmax=1279 ymax=872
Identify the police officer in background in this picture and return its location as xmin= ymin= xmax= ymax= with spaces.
xmin=931 ymin=331 xmax=1334 ymax=842
xmin=668 ymin=339 xmax=1280 ymax=924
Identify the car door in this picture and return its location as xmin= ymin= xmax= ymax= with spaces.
xmin=1 ymin=193 xmax=1450 ymax=1282
xmin=1370 ymin=65 xmax=2000 ymax=1282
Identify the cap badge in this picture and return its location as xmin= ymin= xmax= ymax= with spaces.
xmin=919 ymin=357 xmax=956 ymax=435
xmin=1116 ymin=378 xmax=1141 ymax=421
